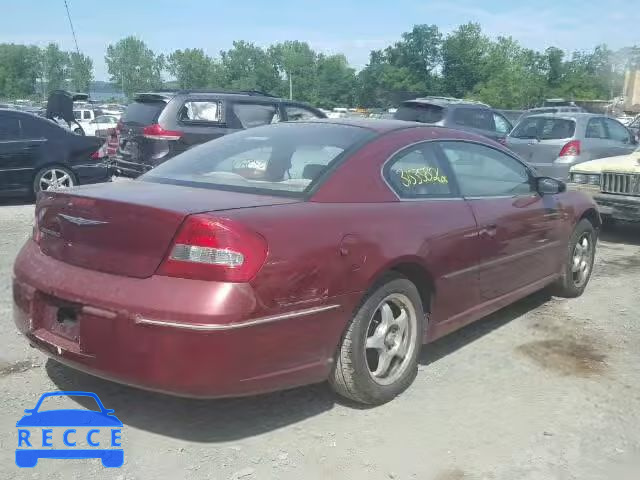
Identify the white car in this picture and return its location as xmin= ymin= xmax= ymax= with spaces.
xmin=82 ymin=115 xmax=119 ymax=137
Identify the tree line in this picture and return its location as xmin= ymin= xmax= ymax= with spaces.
xmin=0 ymin=43 xmax=92 ymax=98
xmin=2 ymin=22 xmax=639 ymax=109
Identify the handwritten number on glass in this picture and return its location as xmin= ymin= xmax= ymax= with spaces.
xmin=399 ymin=167 xmax=448 ymax=187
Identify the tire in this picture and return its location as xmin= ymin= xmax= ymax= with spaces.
xmin=74 ymin=127 xmax=85 ymax=136
xmin=33 ymin=166 xmax=76 ymax=195
xmin=553 ymin=219 xmax=597 ymax=298
xmin=330 ymin=275 xmax=426 ymax=405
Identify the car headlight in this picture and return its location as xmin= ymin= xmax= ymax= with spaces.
xmin=587 ymin=174 xmax=601 ymax=185
xmin=571 ymin=173 xmax=587 ymax=184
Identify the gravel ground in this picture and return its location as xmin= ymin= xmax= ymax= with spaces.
xmin=1 ymin=200 xmax=639 ymax=480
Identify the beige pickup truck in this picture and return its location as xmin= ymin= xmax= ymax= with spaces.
xmin=568 ymin=149 xmax=640 ymax=222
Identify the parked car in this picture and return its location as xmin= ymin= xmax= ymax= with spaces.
xmin=14 ymin=119 xmax=599 ymax=405
xmin=72 ymin=107 xmax=99 ymax=135
xmin=82 ymin=115 xmax=119 ymax=137
xmin=113 ymin=89 xmax=327 ymax=178
xmin=0 ymin=109 xmax=108 ymax=196
xmin=393 ymin=97 xmax=513 ymax=143
xmin=517 ymin=106 xmax=584 ymax=122
xmin=567 ymin=148 xmax=640 ymax=223
xmin=628 ymin=114 xmax=640 ymax=141
xmin=506 ymin=113 xmax=638 ymax=180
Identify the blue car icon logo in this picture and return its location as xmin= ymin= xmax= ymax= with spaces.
xmin=16 ymin=391 xmax=123 ymax=468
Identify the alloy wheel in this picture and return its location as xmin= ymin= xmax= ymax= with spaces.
xmin=39 ymin=169 xmax=74 ymax=192
xmin=365 ymin=293 xmax=418 ymax=386
xmin=572 ymin=232 xmax=593 ymax=287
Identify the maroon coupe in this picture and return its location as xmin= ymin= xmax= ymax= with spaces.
xmin=13 ymin=119 xmax=600 ymax=405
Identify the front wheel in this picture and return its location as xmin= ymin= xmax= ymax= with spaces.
xmin=330 ymin=275 xmax=425 ymax=405
xmin=33 ymin=166 xmax=76 ymax=194
xmin=553 ymin=219 xmax=597 ymax=298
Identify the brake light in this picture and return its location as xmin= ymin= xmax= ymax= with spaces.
xmin=91 ymin=150 xmax=101 ymax=160
xmin=559 ymin=140 xmax=581 ymax=157
xmin=157 ymin=215 xmax=268 ymax=282
xmin=142 ymin=124 xmax=183 ymax=141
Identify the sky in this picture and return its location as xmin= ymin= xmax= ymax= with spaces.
xmin=1 ymin=0 xmax=639 ymax=81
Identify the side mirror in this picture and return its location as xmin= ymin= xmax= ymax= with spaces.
xmin=536 ymin=176 xmax=566 ymax=195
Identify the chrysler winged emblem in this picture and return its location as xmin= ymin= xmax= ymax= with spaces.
xmin=58 ymin=214 xmax=108 ymax=226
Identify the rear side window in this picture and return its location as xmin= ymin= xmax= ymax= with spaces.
xmin=585 ymin=118 xmax=607 ymax=139
xmin=121 ymin=101 xmax=165 ymax=125
xmin=511 ymin=117 xmax=575 ymax=140
xmin=452 ymin=108 xmax=493 ymax=130
xmin=0 ymin=116 xmax=21 ymax=139
xmin=178 ymin=100 xmax=223 ymax=123
xmin=605 ymin=118 xmax=631 ymax=143
xmin=384 ymin=144 xmax=452 ymax=198
xmin=232 ymin=103 xmax=278 ymax=128
xmin=394 ymin=103 xmax=444 ymax=124
xmin=83 ymin=111 xmax=92 ymax=120
xmin=285 ymin=105 xmax=321 ymax=121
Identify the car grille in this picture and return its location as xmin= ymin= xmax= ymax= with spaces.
xmin=601 ymin=173 xmax=640 ymax=195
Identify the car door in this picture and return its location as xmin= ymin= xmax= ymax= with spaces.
xmin=583 ymin=117 xmax=612 ymax=161
xmin=0 ymin=113 xmax=43 ymax=193
xmin=438 ymin=140 xmax=564 ymax=300
xmin=604 ymin=118 xmax=638 ymax=156
xmin=383 ymin=142 xmax=481 ymax=325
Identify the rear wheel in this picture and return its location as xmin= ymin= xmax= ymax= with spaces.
xmin=330 ymin=275 xmax=425 ymax=405
xmin=33 ymin=166 xmax=76 ymax=194
xmin=553 ymin=219 xmax=597 ymax=298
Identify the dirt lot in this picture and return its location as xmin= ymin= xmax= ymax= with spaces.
xmin=1 ymin=201 xmax=639 ymax=480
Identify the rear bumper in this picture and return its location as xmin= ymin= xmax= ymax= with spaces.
xmin=72 ymin=163 xmax=111 ymax=185
xmin=568 ymin=183 xmax=640 ymax=222
xmin=13 ymin=240 xmax=355 ymax=397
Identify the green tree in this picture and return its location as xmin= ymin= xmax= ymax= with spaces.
xmin=167 ymin=48 xmax=211 ymax=89
xmin=42 ymin=43 xmax=68 ymax=93
xmin=441 ymin=22 xmax=490 ymax=98
xmin=0 ymin=44 xmax=41 ymax=98
xmin=105 ymin=36 xmax=164 ymax=97
xmin=269 ymin=41 xmax=317 ymax=101
xmin=67 ymin=52 xmax=93 ymax=92
xmin=315 ymin=54 xmax=356 ymax=108
xmin=545 ymin=47 xmax=564 ymax=89
xmin=220 ymin=41 xmax=280 ymax=93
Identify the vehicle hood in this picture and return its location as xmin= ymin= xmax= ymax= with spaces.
xmin=570 ymin=151 xmax=640 ymax=173
xmin=16 ymin=410 xmax=123 ymax=427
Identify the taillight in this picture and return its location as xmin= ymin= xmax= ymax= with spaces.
xmin=142 ymin=124 xmax=183 ymax=141
xmin=32 ymin=211 xmax=42 ymax=244
xmin=559 ymin=140 xmax=581 ymax=157
xmin=156 ymin=214 xmax=268 ymax=282
xmin=91 ymin=150 xmax=101 ymax=160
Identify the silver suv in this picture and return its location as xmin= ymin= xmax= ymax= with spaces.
xmin=506 ymin=113 xmax=638 ymax=180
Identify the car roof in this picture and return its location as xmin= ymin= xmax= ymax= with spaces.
xmin=303 ymin=117 xmax=426 ymax=133
xmin=135 ymin=89 xmax=279 ymax=102
xmin=524 ymin=112 xmax=602 ymax=121
xmin=401 ymin=97 xmax=491 ymax=108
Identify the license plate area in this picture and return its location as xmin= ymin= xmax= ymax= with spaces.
xmin=34 ymin=293 xmax=81 ymax=344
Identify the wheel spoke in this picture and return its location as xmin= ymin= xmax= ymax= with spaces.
xmin=379 ymin=303 xmax=393 ymax=329
xmin=393 ymin=309 xmax=408 ymax=337
xmin=366 ymin=330 xmax=385 ymax=350
xmin=373 ymin=349 xmax=394 ymax=377
xmin=58 ymin=174 xmax=70 ymax=185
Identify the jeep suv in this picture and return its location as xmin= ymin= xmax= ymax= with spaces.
xmin=393 ymin=97 xmax=513 ymax=143
xmin=113 ymin=90 xmax=326 ymax=177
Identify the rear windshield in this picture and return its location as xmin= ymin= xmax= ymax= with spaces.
xmin=121 ymin=101 xmax=165 ymax=125
xmin=394 ymin=103 xmax=444 ymax=124
xmin=143 ymin=122 xmax=375 ymax=196
xmin=511 ymin=117 xmax=576 ymax=140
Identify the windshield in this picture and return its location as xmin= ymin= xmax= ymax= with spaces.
xmin=143 ymin=122 xmax=375 ymax=195
xmin=511 ymin=117 xmax=576 ymax=140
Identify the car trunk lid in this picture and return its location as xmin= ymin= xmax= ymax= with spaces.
xmin=36 ymin=181 xmax=299 ymax=278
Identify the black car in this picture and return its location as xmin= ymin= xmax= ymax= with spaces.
xmin=114 ymin=89 xmax=327 ymax=177
xmin=393 ymin=97 xmax=513 ymax=143
xmin=0 ymin=109 xmax=108 ymax=197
